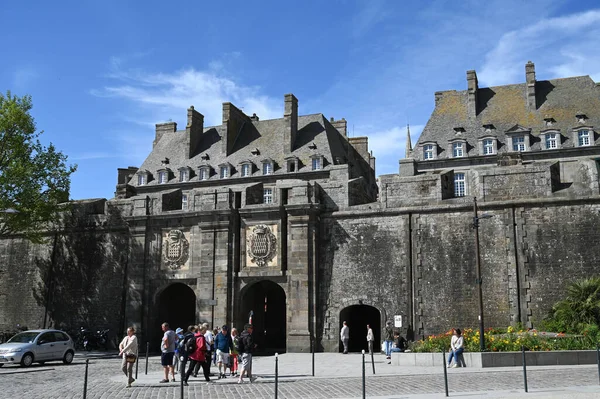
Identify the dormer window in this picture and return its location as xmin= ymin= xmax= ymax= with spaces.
xmin=452 ymin=142 xmax=464 ymax=157
xmin=422 ymin=143 xmax=437 ymax=160
xmin=158 ymin=170 xmax=169 ymax=184
xmin=540 ymin=130 xmax=561 ymax=150
xmin=262 ymin=159 xmax=273 ymax=175
xmin=312 ymin=158 xmax=321 ymax=170
xmin=285 ymin=156 xmax=299 ymax=173
xmin=241 ymin=163 xmax=251 ymax=177
xmin=513 ymin=136 xmax=526 ymax=151
xmin=178 ymin=167 xmax=191 ymax=182
xmin=220 ymin=165 xmax=230 ymax=179
xmin=578 ymin=130 xmax=591 ymax=146
xmin=505 ymin=125 xmax=531 ymax=153
xmin=199 ymin=166 xmax=210 ymax=181
xmin=138 ymin=174 xmax=146 ymax=186
xmin=481 ymin=138 xmax=496 ymax=155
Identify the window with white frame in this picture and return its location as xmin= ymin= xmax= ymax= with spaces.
xmin=263 ymin=188 xmax=273 ymax=204
xmin=545 ymin=133 xmax=558 ymax=149
xmin=512 ymin=135 xmax=526 ymax=152
xmin=312 ymin=157 xmax=321 ymax=170
xmin=220 ymin=166 xmax=229 ymax=178
xmin=454 ymin=173 xmax=466 ymax=197
xmin=182 ymin=194 xmax=188 ymax=210
xmin=158 ymin=171 xmax=168 ymax=184
xmin=262 ymin=162 xmax=272 ymax=175
xmin=241 ymin=163 xmax=251 ymax=177
xmin=483 ymin=139 xmax=494 ymax=155
xmin=179 ymin=169 xmax=189 ymax=182
xmin=452 ymin=142 xmax=464 ymax=157
xmin=578 ymin=130 xmax=591 ymax=146
xmin=423 ymin=144 xmax=434 ymax=160
xmin=199 ymin=168 xmax=209 ymax=181
xmin=137 ymin=174 xmax=146 ymax=186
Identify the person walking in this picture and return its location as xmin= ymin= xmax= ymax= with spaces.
xmin=173 ymin=327 xmax=184 ymax=373
xmin=366 ymin=324 xmax=374 ymax=355
xmin=183 ymin=326 xmax=207 ymax=386
xmin=203 ymin=323 xmax=214 ymax=375
xmin=118 ymin=326 xmax=138 ymax=388
xmin=159 ymin=322 xmax=177 ymax=383
xmin=237 ymin=323 xmax=255 ymax=384
xmin=192 ymin=325 xmax=212 ymax=381
xmin=447 ymin=328 xmax=466 ymax=368
xmin=340 ymin=321 xmax=349 ymax=354
xmin=230 ymin=327 xmax=239 ymax=376
xmin=214 ymin=325 xmax=233 ymax=379
xmin=384 ymin=321 xmax=394 ymax=359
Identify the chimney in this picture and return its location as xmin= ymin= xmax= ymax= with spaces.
xmin=154 ymin=122 xmax=177 ymax=148
xmin=526 ymin=61 xmax=536 ymax=110
xmin=284 ymin=93 xmax=298 ymax=153
xmin=467 ymin=70 xmax=478 ymax=117
xmin=222 ymin=102 xmax=248 ymax=156
xmin=186 ymin=106 xmax=204 ymax=159
xmin=331 ymin=117 xmax=347 ymax=137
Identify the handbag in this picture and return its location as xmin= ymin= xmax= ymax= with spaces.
xmin=125 ymin=354 xmax=137 ymax=363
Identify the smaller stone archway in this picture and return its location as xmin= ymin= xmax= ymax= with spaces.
xmin=339 ymin=304 xmax=381 ymax=353
xmin=154 ymin=283 xmax=196 ymax=351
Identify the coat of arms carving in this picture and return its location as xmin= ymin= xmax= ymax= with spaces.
xmin=246 ymin=224 xmax=277 ymax=267
xmin=162 ymin=229 xmax=189 ymax=270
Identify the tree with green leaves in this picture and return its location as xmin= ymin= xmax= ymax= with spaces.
xmin=546 ymin=277 xmax=600 ymax=334
xmin=0 ymin=91 xmax=77 ymax=242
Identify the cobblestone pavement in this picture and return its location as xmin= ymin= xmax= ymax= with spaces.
xmin=1 ymin=353 xmax=599 ymax=398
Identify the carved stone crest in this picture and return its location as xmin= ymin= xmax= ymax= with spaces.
xmin=162 ymin=229 xmax=189 ymax=270
xmin=247 ymin=224 xmax=277 ymax=267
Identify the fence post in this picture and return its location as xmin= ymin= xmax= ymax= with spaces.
xmin=180 ymin=360 xmax=184 ymax=399
xmin=135 ymin=343 xmax=140 ymax=379
xmin=521 ymin=345 xmax=528 ymax=393
xmin=145 ymin=342 xmax=149 ymax=375
xmin=311 ymin=335 xmax=315 ymax=377
xmin=442 ymin=350 xmax=449 ymax=397
xmin=362 ymin=350 xmax=366 ymax=399
xmin=275 ymin=353 xmax=279 ymax=399
xmin=83 ymin=358 xmax=90 ymax=399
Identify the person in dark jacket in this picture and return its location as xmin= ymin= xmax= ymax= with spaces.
xmin=237 ymin=324 xmax=256 ymax=384
xmin=384 ymin=321 xmax=395 ymax=359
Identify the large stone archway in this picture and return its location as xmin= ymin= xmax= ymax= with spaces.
xmin=153 ymin=283 xmax=196 ymax=351
xmin=239 ymin=280 xmax=286 ymax=354
xmin=339 ymin=304 xmax=381 ymax=353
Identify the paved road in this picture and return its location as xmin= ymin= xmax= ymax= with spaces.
xmin=1 ymin=352 xmax=599 ymax=398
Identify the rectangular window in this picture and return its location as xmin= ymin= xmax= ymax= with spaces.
xmin=182 ymin=194 xmax=188 ymax=210
xmin=578 ymin=130 xmax=590 ymax=146
xmin=454 ymin=173 xmax=466 ymax=197
xmin=288 ymin=161 xmax=296 ymax=172
xmin=220 ymin=166 xmax=229 ymax=178
xmin=179 ymin=169 xmax=188 ymax=182
xmin=512 ymin=136 xmax=526 ymax=152
xmin=158 ymin=171 xmax=167 ymax=184
xmin=137 ymin=174 xmax=146 ymax=185
xmin=545 ymin=133 xmax=557 ymax=149
xmin=263 ymin=188 xmax=273 ymax=204
xmin=423 ymin=144 xmax=434 ymax=160
xmin=263 ymin=162 xmax=272 ymax=175
xmin=452 ymin=142 xmax=464 ymax=158
xmin=483 ymin=139 xmax=494 ymax=155
xmin=200 ymin=168 xmax=209 ymax=180
xmin=241 ymin=164 xmax=250 ymax=177
xmin=312 ymin=158 xmax=321 ymax=170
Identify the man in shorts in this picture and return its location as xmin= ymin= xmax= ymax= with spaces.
xmin=238 ymin=323 xmax=255 ymax=384
xmin=214 ymin=325 xmax=233 ymax=379
xmin=159 ymin=322 xmax=177 ymax=383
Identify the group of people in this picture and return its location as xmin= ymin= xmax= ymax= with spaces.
xmin=340 ymin=320 xmax=407 ymax=361
xmin=117 ymin=322 xmax=257 ymax=388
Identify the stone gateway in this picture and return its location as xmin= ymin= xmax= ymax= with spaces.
xmin=1 ymin=63 xmax=600 ymax=354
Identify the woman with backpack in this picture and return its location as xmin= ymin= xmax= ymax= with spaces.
xmin=183 ymin=325 xmax=208 ymax=385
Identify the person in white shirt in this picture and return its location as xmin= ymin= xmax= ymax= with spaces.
xmin=447 ymin=328 xmax=466 ymax=368
xmin=118 ymin=327 xmax=138 ymax=388
xmin=340 ymin=321 xmax=349 ymax=354
xmin=366 ymin=324 xmax=374 ymax=355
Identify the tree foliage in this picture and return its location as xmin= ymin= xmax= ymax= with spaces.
xmin=0 ymin=91 xmax=77 ymax=241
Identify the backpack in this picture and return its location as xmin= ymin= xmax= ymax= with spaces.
xmin=185 ymin=335 xmax=197 ymax=354
xmin=178 ymin=333 xmax=196 ymax=357
xmin=237 ymin=335 xmax=245 ymax=353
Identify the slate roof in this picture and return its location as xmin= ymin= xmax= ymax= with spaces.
xmin=414 ymin=74 xmax=600 ymax=161
xmin=132 ymin=113 xmax=350 ymax=186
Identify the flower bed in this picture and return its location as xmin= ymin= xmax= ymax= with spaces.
xmin=411 ymin=327 xmax=595 ymax=353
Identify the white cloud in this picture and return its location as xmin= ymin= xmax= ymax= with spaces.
xmin=479 ymin=9 xmax=600 ymax=86
xmin=94 ymin=61 xmax=281 ymax=127
xmin=13 ymin=67 xmax=39 ymax=89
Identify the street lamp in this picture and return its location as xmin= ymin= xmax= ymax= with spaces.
xmin=472 ymin=197 xmax=493 ymax=352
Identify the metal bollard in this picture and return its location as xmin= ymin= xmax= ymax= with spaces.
xmin=275 ymin=352 xmax=279 ymax=399
xmin=362 ymin=350 xmax=366 ymax=399
xmin=370 ymin=350 xmax=375 ymax=375
xmin=442 ymin=350 xmax=449 ymax=397
xmin=135 ymin=343 xmax=140 ymax=379
xmin=145 ymin=342 xmax=149 ymax=375
xmin=83 ymin=358 xmax=90 ymax=399
xmin=311 ymin=336 xmax=315 ymax=377
xmin=521 ymin=345 xmax=528 ymax=393
xmin=180 ymin=360 xmax=184 ymax=399
xmin=596 ymin=344 xmax=600 ymax=385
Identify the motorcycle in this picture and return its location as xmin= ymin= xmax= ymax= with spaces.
xmin=76 ymin=327 xmax=110 ymax=351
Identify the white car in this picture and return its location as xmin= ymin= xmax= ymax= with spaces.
xmin=0 ymin=329 xmax=75 ymax=367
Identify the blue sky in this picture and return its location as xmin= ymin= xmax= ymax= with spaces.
xmin=2 ymin=0 xmax=600 ymax=200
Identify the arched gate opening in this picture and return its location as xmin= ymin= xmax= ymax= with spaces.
xmin=339 ymin=304 xmax=381 ymax=353
xmin=154 ymin=283 xmax=196 ymax=351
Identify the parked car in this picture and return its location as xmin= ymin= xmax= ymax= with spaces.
xmin=0 ymin=329 xmax=75 ymax=367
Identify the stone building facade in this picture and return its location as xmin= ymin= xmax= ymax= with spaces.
xmin=1 ymin=62 xmax=599 ymax=354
